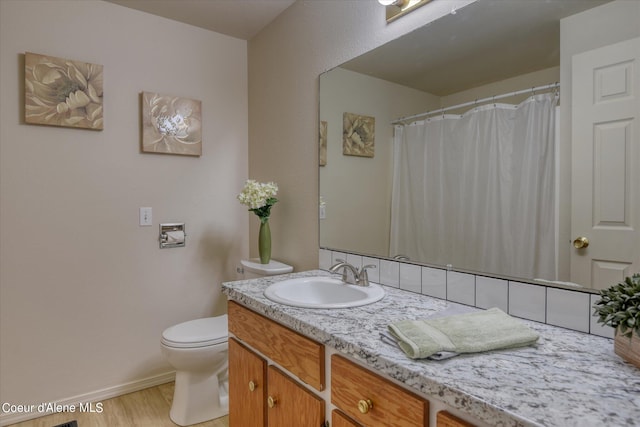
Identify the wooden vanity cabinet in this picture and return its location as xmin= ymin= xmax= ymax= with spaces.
xmin=330 ymin=396 xmax=478 ymax=427
xmin=267 ymin=365 xmax=324 ymax=427
xmin=228 ymin=338 xmax=324 ymax=427
xmin=229 ymin=300 xmax=478 ymax=427
xmin=228 ymin=300 xmax=324 ymax=391
xmin=228 ymin=301 xmax=326 ymax=427
xmin=228 ymin=338 xmax=266 ymax=427
xmin=331 ymin=354 xmax=429 ymax=427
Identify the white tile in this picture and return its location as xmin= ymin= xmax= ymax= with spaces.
xmin=318 ymin=249 xmax=332 ymax=270
xmin=331 ymin=251 xmax=347 ymax=265
xmin=345 ymin=253 xmax=363 ymax=269
xmin=546 ymin=288 xmax=590 ymax=332
xmin=421 ymin=267 xmax=446 ymax=299
xmin=447 ymin=272 xmax=475 ymax=306
xmin=379 ymin=259 xmax=400 ymax=288
xmin=508 ymin=281 xmax=546 ymax=322
xmin=362 ymin=257 xmax=380 ymax=284
xmin=399 ymin=263 xmax=421 ymax=293
xmin=475 ymin=276 xmax=508 ymax=312
xmin=590 ymin=294 xmax=615 ymax=338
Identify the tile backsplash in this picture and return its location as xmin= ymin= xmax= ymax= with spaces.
xmin=508 ymin=281 xmax=547 ymax=323
xmin=319 ymin=248 xmax=614 ymax=339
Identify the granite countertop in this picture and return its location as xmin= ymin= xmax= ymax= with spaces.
xmin=222 ymin=270 xmax=640 ymax=427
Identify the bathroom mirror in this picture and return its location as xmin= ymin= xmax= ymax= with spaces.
xmin=320 ymin=0 xmax=639 ymax=290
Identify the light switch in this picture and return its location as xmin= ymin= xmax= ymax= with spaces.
xmin=139 ymin=207 xmax=152 ymax=226
xmin=319 ymin=196 xmax=326 ymax=220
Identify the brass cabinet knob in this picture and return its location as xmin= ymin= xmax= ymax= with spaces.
xmin=358 ymin=399 xmax=373 ymax=414
xmin=573 ymin=236 xmax=589 ymax=249
xmin=248 ymin=380 xmax=256 ymax=392
xmin=267 ymin=396 xmax=277 ymax=408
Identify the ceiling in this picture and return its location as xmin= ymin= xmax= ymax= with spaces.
xmin=104 ymin=0 xmax=296 ymax=40
xmin=340 ymin=0 xmax=612 ymax=96
xmin=105 ymin=0 xmax=612 ymax=94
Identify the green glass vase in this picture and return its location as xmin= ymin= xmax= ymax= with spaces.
xmin=259 ymin=220 xmax=271 ymax=264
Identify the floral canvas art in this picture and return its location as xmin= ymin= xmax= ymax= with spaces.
xmin=141 ymin=92 xmax=202 ymax=156
xmin=25 ymin=52 xmax=104 ymax=130
xmin=319 ymin=120 xmax=327 ymax=166
xmin=343 ymin=112 xmax=375 ymax=157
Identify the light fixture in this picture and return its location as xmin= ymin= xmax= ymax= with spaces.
xmin=380 ymin=0 xmax=433 ymax=22
xmin=378 ymin=0 xmax=405 ymax=5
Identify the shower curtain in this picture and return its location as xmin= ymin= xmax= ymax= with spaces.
xmin=390 ymin=93 xmax=557 ymax=279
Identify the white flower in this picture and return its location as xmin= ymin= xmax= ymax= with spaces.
xmin=237 ymin=180 xmax=278 ymax=209
xmin=238 ymin=180 xmax=279 ymax=223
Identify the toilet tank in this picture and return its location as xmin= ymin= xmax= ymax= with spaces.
xmin=237 ymin=259 xmax=293 ymax=279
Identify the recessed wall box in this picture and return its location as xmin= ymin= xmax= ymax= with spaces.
xmin=159 ymin=223 xmax=186 ymax=249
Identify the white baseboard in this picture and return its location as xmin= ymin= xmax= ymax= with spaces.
xmin=0 ymin=371 xmax=175 ymax=426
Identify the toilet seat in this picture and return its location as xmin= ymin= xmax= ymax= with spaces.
xmin=161 ymin=315 xmax=228 ymax=348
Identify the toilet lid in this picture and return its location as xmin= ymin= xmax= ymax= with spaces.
xmin=161 ymin=315 xmax=228 ymax=348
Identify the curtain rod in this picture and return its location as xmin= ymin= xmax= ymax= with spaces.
xmin=391 ymin=82 xmax=560 ymax=125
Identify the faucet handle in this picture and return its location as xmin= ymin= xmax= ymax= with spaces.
xmin=330 ymin=259 xmax=350 ymax=283
xmin=358 ymin=264 xmax=377 ymax=286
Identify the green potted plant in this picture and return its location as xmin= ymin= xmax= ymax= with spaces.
xmin=593 ymin=273 xmax=640 ymax=368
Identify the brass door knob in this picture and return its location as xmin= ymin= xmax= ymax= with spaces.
xmin=573 ymin=236 xmax=589 ymax=249
xmin=248 ymin=381 xmax=256 ymax=392
xmin=358 ymin=399 xmax=373 ymax=414
xmin=267 ymin=396 xmax=277 ymax=408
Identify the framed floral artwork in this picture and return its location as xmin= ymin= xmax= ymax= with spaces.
xmin=25 ymin=52 xmax=104 ymax=130
xmin=319 ymin=120 xmax=327 ymax=166
xmin=141 ymin=91 xmax=202 ymax=157
xmin=343 ymin=112 xmax=374 ymax=157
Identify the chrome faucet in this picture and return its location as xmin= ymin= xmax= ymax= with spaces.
xmin=329 ymin=260 xmax=376 ymax=287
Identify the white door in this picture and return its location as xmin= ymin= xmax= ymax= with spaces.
xmin=571 ymin=37 xmax=640 ymax=290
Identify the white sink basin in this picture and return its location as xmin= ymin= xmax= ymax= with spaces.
xmin=264 ymin=276 xmax=385 ymax=309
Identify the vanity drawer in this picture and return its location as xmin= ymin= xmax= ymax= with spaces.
xmin=331 ymin=354 xmax=428 ymax=427
xmin=332 ymin=409 xmax=361 ymax=427
xmin=436 ymin=411 xmax=476 ymax=427
xmin=228 ymin=301 xmax=325 ymax=391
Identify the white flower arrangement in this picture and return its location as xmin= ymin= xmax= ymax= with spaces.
xmin=237 ymin=180 xmax=278 ymax=223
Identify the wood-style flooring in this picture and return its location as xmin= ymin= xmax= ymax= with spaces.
xmin=8 ymin=382 xmax=229 ymax=427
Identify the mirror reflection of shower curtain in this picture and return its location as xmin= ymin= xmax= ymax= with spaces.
xmin=390 ymin=93 xmax=557 ymax=280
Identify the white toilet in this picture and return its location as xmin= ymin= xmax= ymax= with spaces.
xmin=238 ymin=258 xmax=293 ymax=279
xmin=161 ymin=259 xmax=292 ymax=426
xmin=160 ymin=315 xmax=229 ymax=426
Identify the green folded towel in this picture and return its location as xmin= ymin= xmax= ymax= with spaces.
xmin=388 ymin=308 xmax=539 ymax=359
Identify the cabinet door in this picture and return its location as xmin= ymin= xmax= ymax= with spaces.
xmin=229 ymin=338 xmax=267 ymax=427
xmin=437 ymin=411 xmax=476 ymax=427
xmin=267 ymin=366 xmax=325 ymax=427
xmin=333 ymin=409 xmax=362 ymax=427
xmin=332 ymin=354 xmax=428 ymax=427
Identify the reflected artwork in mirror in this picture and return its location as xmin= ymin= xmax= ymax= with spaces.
xmin=319 ymin=0 xmax=640 ymax=291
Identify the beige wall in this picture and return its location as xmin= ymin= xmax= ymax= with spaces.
xmin=319 ymin=68 xmax=439 ymax=256
xmin=0 ymin=0 xmax=247 ymax=420
xmin=248 ymin=0 xmax=476 ymax=271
